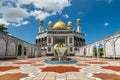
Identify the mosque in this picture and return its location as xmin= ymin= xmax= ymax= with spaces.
xmin=0 ymin=18 xmax=120 ymax=59
xmin=36 ymin=19 xmax=85 ymax=56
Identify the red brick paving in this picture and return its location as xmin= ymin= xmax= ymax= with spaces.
xmin=86 ymin=61 xmax=107 ymax=64
xmin=0 ymin=73 xmax=28 ymax=80
xmin=102 ymin=66 xmax=120 ymax=71
xmin=14 ymin=61 xmax=35 ymax=64
xmin=0 ymin=66 xmax=19 ymax=72
xmin=41 ymin=66 xmax=80 ymax=73
xmin=93 ymin=73 xmax=120 ymax=80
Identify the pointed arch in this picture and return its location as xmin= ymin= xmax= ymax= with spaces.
xmin=7 ymin=42 xmax=16 ymax=56
xmin=115 ymin=37 xmax=120 ymax=56
xmin=18 ymin=44 xmax=22 ymax=56
xmin=98 ymin=43 xmax=104 ymax=57
xmin=105 ymin=41 xmax=113 ymax=57
xmin=0 ymin=38 xmax=6 ymax=56
xmin=93 ymin=45 xmax=97 ymax=57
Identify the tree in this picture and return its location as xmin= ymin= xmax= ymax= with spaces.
xmin=0 ymin=24 xmax=8 ymax=33
xmin=24 ymin=47 xmax=27 ymax=55
xmin=84 ymin=49 xmax=86 ymax=56
xmin=93 ymin=48 xmax=97 ymax=57
xmin=18 ymin=44 xmax=22 ymax=56
xmin=99 ymin=48 xmax=104 ymax=57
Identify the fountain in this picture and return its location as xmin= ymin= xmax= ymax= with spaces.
xmin=54 ymin=42 xmax=67 ymax=62
xmin=45 ymin=42 xmax=77 ymax=64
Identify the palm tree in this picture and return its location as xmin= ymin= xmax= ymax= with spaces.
xmin=0 ymin=24 xmax=8 ymax=33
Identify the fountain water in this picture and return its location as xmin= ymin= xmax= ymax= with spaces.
xmin=45 ymin=42 xmax=77 ymax=64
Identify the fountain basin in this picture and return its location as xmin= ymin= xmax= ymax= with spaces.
xmin=44 ymin=58 xmax=77 ymax=64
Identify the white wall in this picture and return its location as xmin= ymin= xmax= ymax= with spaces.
xmin=0 ymin=39 xmax=6 ymax=56
xmin=105 ymin=41 xmax=114 ymax=57
xmin=7 ymin=42 xmax=16 ymax=56
xmin=115 ymin=38 xmax=120 ymax=56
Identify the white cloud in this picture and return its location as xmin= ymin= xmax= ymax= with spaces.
xmin=17 ymin=0 xmax=71 ymax=12
xmin=0 ymin=7 xmax=29 ymax=22
xmin=30 ymin=10 xmax=50 ymax=20
xmin=0 ymin=18 xmax=9 ymax=26
xmin=12 ymin=21 xmax=29 ymax=27
xmin=0 ymin=0 xmax=72 ymax=27
xmin=22 ymin=21 xmax=29 ymax=25
xmin=96 ymin=0 xmax=112 ymax=4
xmin=104 ymin=22 xmax=109 ymax=27
xmin=106 ymin=0 xmax=112 ymax=3
xmin=63 ymin=14 xmax=69 ymax=19
xmin=85 ymin=34 xmax=87 ymax=36
xmin=17 ymin=0 xmax=71 ymax=19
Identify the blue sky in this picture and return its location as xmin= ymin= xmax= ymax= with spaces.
xmin=0 ymin=0 xmax=120 ymax=44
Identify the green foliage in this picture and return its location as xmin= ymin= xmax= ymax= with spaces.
xmin=57 ymin=41 xmax=64 ymax=44
xmin=24 ymin=47 xmax=27 ymax=55
xmin=0 ymin=24 xmax=8 ymax=33
xmin=93 ymin=48 xmax=104 ymax=57
xmin=54 ymin=49 xmax=57 ymax=55
xmin=99 ymin=48 xmax=104 ymax=57
xmin=18 ymin=44 xmax=22 ymax=56
xmin=93 ymin=48 xmax=97 ymax=57
xmin=84 ymin=49 xmax=86 ymax=56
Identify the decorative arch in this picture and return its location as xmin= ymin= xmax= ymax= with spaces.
xmin=35 ymin=49 xmax=38 ymax=57
xmin=28 ymin=47 xmax=32 ymax=57
xmin=18 ymin=44 xmax=22 ymax=56
xmin=7 ymin=42 xmax=16 ymax=56
xmin=32 ymin=47 xmax=35 ymax=57
xmin=115 ymin=37 xmax=120 ymax=56
xmin=98 ymin=43 xmax=104 ymax=57
xmin=104 ymin=41 xmax=114 ymax=57
xmin=86 ymin=47 xmax=89 ymax=56
xmin=0 ymin=38 xmax=6 ymax=56
xmin=89 ymin=45 xmax=94 ymax=57
xmin=83 ymin=48 xmax=86 ymax=56
xmin=93 ymin=45 xmax=97 ymax=57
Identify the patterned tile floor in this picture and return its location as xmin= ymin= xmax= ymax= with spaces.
xmin=0 ymin=57 xmax=120 ymax=80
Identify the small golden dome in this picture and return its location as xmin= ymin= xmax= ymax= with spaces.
xmin=48 ymin=21 xmax=53 ymax=27
xmin=53 ymin=21 xmax=67 ymax=29
xmin=68 ymin=21 xmax=72 ymax=27
xmin=77 ymin=19 xmax=80 ymax=23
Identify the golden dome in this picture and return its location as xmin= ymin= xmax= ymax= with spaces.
xmin=53 ymin=21 xmax=67 ymax=29
xmin=48 ymin=21 xmax=53 ymax=27
xmin=68 ymin=21 xmax=72 ymax=27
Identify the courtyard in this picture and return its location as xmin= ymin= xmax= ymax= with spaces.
xmin=0 ymin=57 xmax=120 ymax=80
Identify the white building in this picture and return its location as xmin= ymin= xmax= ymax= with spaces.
xmin=36 ymin=19 xmax=85 ymax=56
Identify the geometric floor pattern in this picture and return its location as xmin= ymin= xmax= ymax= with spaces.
xmin=0 ymin=56 xmax=120 ymax=80
xmin=41 ymin=66 xmax=80 ymax=73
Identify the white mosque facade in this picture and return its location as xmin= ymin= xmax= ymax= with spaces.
xmin=36 ymin=19 xmax=85 ymax=56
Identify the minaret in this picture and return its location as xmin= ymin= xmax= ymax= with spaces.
xmin=48 ymin=21 xmax=53 ymax=30
xmin=39 ymin=19 xmax=44 ymax=33
xmin=76 ymin=19 xmax=81 ymax=33
xmin=67 ymin=21 xmax=72 ymax=29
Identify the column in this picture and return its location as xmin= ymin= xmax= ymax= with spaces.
xmin=96 ymin=46 xmax=99 ymax=58
xmin=112 ymin=43 xmax=116 ymax=59
xmin=5 ymin=38 xmax=9 ymax=56
xmin=15 ymin=44 xmax=18 ymax=57
xmin=103 ymin=43 xmax=106 ymax=58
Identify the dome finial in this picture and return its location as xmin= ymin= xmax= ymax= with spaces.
xmin=76 ymin=18 xmax=80 ymax=26
xmin=48 ymin=21 xmax=53 ymax=27
xmin=68 ymin=21 xmax=72 ymax=27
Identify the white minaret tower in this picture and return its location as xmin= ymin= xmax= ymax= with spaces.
xmin=39 ymin=19 xmax=44 ymax=33
xmin=76 ymin=19 xmax=81 ymax=33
